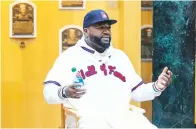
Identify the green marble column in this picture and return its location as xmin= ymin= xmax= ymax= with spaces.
xmin=152 ymin=1 xmax=195 ymax=128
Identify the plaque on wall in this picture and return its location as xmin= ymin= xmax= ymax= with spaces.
xmin=59 ymin=25 xmax=83 ymax=54
xmin=10 ymin=1 xmax=36 ymax=38
xmin=141 ymin=1 xmax=153 ymax=10
xmin=141 ymin=25 xmax=153 ymax=61
xmin=59 ymin=0 xmax=85 ymax=10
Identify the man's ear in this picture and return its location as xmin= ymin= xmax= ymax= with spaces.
xmin=83 ymin=28 xmax=88 ymax=36
xmin=83 ymin=28 xmax=87 ymax=32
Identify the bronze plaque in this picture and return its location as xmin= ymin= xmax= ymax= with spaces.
xmin=61 ymin=0 xmax=83 ymax=7
xmin=141 ymin=27 xmax=153 ymax=60
xmin=141 ymin=1 xmax=153 ymax=10
xmin=62 ymin=28 xmax=83 ymax=52
xmin=60 ymin=0 xmax=85 ymax=9
xmin=12 ymin=3 xmax=34 ymax=35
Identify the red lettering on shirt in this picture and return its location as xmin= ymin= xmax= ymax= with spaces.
xmin=114 ymin=71 xmax=126 ymax=82
xmin=85 ymin=65 xmax=97 ymax=77
xmin=79 ymin=64 xmax=126 ymax=83
xmin=100 ymin=63 xmax=107 ymax=76
xmin=108 ymin=65 xmax=116 ymax=75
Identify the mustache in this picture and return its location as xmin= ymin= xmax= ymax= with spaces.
xmin=102 ymin=35 xmax=111 ymax=38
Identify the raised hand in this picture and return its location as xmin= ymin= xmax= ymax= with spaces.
xmin=156 ymin=67 xmax=173 ymax=90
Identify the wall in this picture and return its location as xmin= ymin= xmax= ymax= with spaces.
xmin=141 ymin=9 xmax=196 ymax=125
xmin=152 ymin=2 xmax=195 ymax=127
xmin=1 ymin=1 xmax=141 ymax=127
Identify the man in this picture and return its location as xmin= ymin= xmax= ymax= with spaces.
xmin=43 ymin=9 xmax=173 ymax=129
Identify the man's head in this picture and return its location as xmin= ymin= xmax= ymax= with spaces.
xmin=19 ymin=4 xmax=27 ymax=15
xmin=83 ymin=9 xmax=117 ymax=53
xmin=68 ymin=29 xmax=77 ymax=40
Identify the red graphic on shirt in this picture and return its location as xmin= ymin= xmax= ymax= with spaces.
xmin=113 ymin=71 xmax=126 ymax=82
xmin=100 ymin=64 xmax=126 ymax=82
xmin=79 ymin=64 xmax=126 ymax=82
xmin=85 ymin=65 xmax=97 ymax=77
xmin=100 ymin=64 xmax=107 ymax=76
xmin=108 ymin=65 xmax=116 ymax=75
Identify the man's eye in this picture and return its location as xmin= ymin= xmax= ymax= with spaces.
xmin=98 ymin=26 xmax=111 ymax=29
xmin=95 ymin=26 xmax=103 ymax=29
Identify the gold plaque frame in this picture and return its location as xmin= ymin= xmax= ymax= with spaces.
xmin=10 ymin=1 xmax=36 ymax=38
xmin=59 ymin=25 xmax=83 ymax=54
xmin=59 ymin=0 xmax=85 ymax=10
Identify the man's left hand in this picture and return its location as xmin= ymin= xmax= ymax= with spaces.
xmin=156 ymin=67 xmax=173 ymax=90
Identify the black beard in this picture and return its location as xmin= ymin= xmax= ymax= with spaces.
xmin=89 ymin=34 xmax=111 ymax=51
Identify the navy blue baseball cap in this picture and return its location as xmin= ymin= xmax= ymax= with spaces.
xmin=83 ymin=9 xmax=117 ymax=28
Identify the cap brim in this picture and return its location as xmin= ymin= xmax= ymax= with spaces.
xmin=92 ymin=19 xmax=117 ymax=26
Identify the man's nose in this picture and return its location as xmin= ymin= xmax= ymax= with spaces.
xmin=103 ymin=29 xmax=111 ymax=35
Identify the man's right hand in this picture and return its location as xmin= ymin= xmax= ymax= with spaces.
xmin=65 ymin=84 xmax=86 ymax=99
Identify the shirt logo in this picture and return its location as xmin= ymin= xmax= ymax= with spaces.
xmin=79 ymin=64 xmax=126 ymax=82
